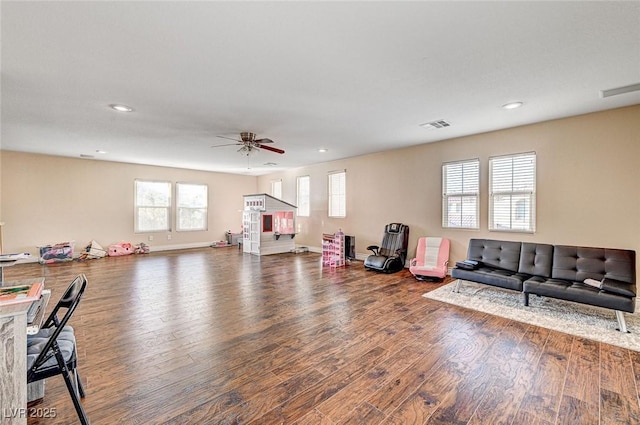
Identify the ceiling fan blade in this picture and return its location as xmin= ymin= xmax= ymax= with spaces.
xmin=257 ymin=144 xmax=285 ymax=154
xmin=254 ymin=138 xmax=274 ymax=144
xmin=211 ymin=143 xmax=241 ymax=148
xmin=216 ymin=135 xmax=242 ymax=143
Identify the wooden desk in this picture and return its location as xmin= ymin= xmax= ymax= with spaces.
xmin=0 ymin=278 xmax=44 ymax=425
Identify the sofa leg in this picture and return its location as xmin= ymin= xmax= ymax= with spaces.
xmin=523 ymin=293 xmax=529 ymax=306
xmin=615 ymin=310 xmax=630 ymax=333
xmin=454 ymin=279 xmax=462 ymax=293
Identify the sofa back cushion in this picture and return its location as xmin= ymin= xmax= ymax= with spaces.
xmin=519 ymin=243 xmax=554 ymax=277
xmin=468 ymin=239 xmax=521 ymax=272
xmin=552 ymin=245 xmax=636 ymax=284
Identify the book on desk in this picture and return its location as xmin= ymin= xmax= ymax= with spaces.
xmin=0 ymin=280 xmax=44 ymax=306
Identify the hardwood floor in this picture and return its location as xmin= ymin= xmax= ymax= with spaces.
xmin=6 ymin=247 xmax=639 ymax=424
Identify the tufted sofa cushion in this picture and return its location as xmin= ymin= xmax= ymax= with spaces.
xmin=518 ymin=243 xmax=553 ymax=278
xmin=452 ymin=239 xmax=528 ymax=291
xmin=552 ymin=245 xmax=636 ymax=284
xmin=452 ymin=266 xmax=530 ymax=291
xmin=467 ymin=239 xmax=522 ymax=272
xmin=523 ymin=275 xmax=635 ymax=313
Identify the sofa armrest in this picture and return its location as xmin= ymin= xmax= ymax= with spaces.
xmin=601 ymin=278 xmax=636 ymax=297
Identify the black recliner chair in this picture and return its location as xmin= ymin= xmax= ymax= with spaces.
xmin=364 ymin=223 xmax=410 ymax=273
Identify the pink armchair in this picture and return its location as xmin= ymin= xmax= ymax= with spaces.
xmin=409 ymin=237 xmax=450 ymax=281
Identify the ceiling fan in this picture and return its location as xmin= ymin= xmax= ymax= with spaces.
xmin=212 ymin=132 xmax=285 ymax=156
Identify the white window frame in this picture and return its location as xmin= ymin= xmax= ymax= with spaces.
xmin=271 ymin=179 xmax=282 ymax=199
xmin=442 ymin=159 xmax=480 ymax=229
xmin=134 ymin=180 xmax=172 ymax=233
xmin=176 ymin=182 xmax=208 ymax=232
xmin=296 ymin=175 xmax=310 ymax=217
xmin=328 ymin=170 xmax=346 ymax=218
xmin=489 ymin=152 xmax=536 ymax=233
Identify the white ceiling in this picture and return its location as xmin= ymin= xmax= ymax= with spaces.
xmin=2 ymin=1 xmax=639 ymax=176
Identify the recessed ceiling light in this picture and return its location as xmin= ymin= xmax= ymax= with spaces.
xmin=318 ymin=148 xmax=328 ymax=153
xmin=95 ymin=150 xmax=107 ymax=154
xmin=502 ymin=102 xmax=523 ymax=110
xmin=109 ymin=104 xmax=134 ymax=112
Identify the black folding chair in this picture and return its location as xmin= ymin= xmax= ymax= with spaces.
xmin=27 ymin=274 xmax=89 ymax=425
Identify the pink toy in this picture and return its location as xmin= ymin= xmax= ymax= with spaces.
xmin=108 ymin=242 xmax=133 ymax=257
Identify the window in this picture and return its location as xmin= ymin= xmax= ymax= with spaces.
xmin=176 ymin=183 xmax=208 ymax=231
xmin=489 ymin=152 xmax=536 ymax=232
xmin=135 ymin=180 xmax=171 ymax=232
xmin=271 ymin=179 xmax=282 ymax=199
xmin=328 ymin=170 xmax=346 ymax=218
xmin=297 ymin=175 xmax=310 ymax=217
xmin=442 ymin=159 xmax=480 ymax=229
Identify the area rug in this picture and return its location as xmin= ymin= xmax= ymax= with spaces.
xmin=423 ymin=280 xmax=640 ymax=352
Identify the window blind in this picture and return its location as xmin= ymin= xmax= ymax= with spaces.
xmin=135 ymin=180 xmax=172 ymax=232
xmin=489 ymin=152 xmax=536 ymax=232
xmin=176 ymin=183 xmax=208 ymax=231
xmin=328 ymin=170 xmax=346 ymax=218
xmin=271 ymin=180 xmax=282 ymax=199
xmin=297 ymin=176 xmax=310 ymax=217
xmin=442 ymin=159 xmax=479 ymax=229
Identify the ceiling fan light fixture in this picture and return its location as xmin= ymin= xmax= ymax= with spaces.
xmin=238 ymin=145 xmax=258 ymax=156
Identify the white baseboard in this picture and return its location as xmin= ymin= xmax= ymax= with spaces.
xmin=304 ymin=245 xmax=322 ymax=254
xmin=16 ymin=242 xmax=219 ymax=264
xmin=148 ymin=242 xmax=214 ymax=252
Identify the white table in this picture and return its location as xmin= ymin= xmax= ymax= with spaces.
xmin=0 ymin=278 xmax=44 ymax=425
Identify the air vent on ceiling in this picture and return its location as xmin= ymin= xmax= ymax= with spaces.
xmin=80 ymin=154 xmax=95 ymax=158
xmin=420 ymin=119 xmax=451 ymax=130
xmin=601 ymin=82 xmax=640 ymax=98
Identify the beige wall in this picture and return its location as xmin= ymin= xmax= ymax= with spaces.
xmin=0 ymin=152 xmax=256 ymax=255
xmin=258 ymin=105 xmax=640 ymax=270
xmin=1 ymin=106 xmax=638 ymax=269
xmin=0 ymin=149 xmax=3 ymax=253
xmin=0 ymin=149 xmax=3 ymax=221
